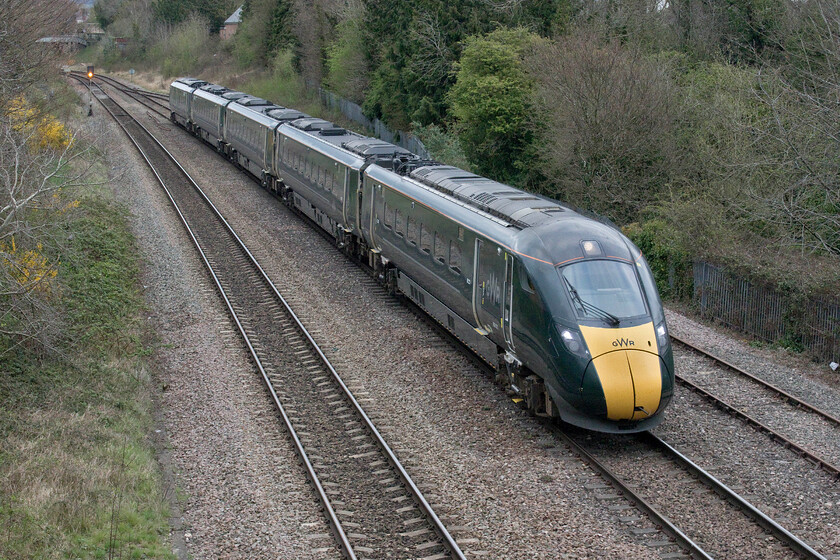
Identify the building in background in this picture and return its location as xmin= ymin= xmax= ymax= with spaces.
xmin=220 ymin=5 xmax=243 ymax=40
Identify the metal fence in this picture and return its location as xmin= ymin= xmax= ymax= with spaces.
xmin=693 ymin=261 xmax=840 ymax=361
xmin=317 ymin=88 xmax=430 ymax=159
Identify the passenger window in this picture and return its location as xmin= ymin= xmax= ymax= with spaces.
xmin=395 ymin=209 xmax=404 ymax=236
xmin=384 ymin=203 xmax=393 ymax=229
xmin=449 ymin=241 xmax=462 ymax=273
xmin=434 ymin=232 xmax=446 ymax=264
xmin=407 ymin=215 xmax=417 ymax=245
xmin=420 ymin=224 xmax=431 ymax=254
xmin=458 ymin=226 xmax=465 ymax=242
xmin=334 ymin=169 xmax=342 ymax=197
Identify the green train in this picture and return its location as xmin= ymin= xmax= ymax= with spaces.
xmin=170 ymin=78 xmax=674 ymax=432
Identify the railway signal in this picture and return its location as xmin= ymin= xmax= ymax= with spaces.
xmin=87 ymin=65 xmax=94 ymax=79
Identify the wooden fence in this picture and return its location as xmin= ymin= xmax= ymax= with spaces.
xmin=693 ymin=261 xmax=839 ymax=361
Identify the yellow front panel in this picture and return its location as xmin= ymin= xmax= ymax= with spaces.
xmin=592 ymin=352 xmax=635 ymax=420
xmin=581 ymin=323 xmax=662 ymax=421
xmin=579 ymin=323 xmax=656 ymax=358
xmin=627 ymin=351 xmax=662 ymax=420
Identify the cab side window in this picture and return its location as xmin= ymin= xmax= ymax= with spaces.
xmin=518 ymin=260 xmax=536 ymax=294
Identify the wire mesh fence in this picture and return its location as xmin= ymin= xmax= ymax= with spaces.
xmin=317 ymin=88 xmax=430 ymax=159
xmin=693 ymin=261 xmax=839 ymax=361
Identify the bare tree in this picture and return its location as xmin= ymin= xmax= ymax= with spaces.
xmin=527 ymin=32 xmax=677 ymax=223
xmin=0 ymin=115 xmax=92 ymax=354
xmin=407 ymin=9 xmax=454 ymax=88
xmin=745 ymin=0 xmax=840 ymax=256
xmin=0 ymin=0 xmax=76 ymax=103
xmin=0 ymin=0 xmax=87 ymax=355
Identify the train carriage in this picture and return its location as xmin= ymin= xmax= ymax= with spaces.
xmin=224 ymin=97 xmax=283 ymax=179
xmin=190 ymin=85 xmax=246 ymax=149
xmin=363 ymin=163 xmax=674 ymax=432
xmin=274 ymin=120 xmax=366 ymax=238
xmin=169 ymin=78 xmax=207 ymax=128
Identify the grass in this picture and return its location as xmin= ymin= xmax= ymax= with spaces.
xmin=0 ymin=169 xmax=174 ymax=559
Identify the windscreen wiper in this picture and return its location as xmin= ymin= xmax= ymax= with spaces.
xmin=563 ymin=277 xmax=620 ymax=326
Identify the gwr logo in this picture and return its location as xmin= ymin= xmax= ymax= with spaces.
xmin=612 ymin=338 xmax=635 ymax=348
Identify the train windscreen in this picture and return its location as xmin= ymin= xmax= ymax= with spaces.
xmin=560 ymin=260 xmax=647 ymax=322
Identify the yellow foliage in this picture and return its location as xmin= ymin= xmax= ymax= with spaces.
xmin=1 ymin=238 xmax=58 ymax=296
xmin=6 ymin=96 xmax=72 ymax=151
xmin=53 ymin=192 xmax=81 ymax=214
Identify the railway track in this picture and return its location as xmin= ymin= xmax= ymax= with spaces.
xmin=406 ymin=302 xmax=831 ymax=559
xmin=77 ymin=71 xmax=840 ymax=559
xmin=671 ymin=335 xmax=840 ymax=478
xmin=558 ymin=427 xmax=826 ymax=560
xmin=70 ymin=74 xmax=468 ymax=560
xmin=72 ymin=71 xmax=170 ymax=118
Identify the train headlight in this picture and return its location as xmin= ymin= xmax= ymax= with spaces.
xmin=561 ymin=329 xmax=590 ymax=359
xmin=656 ymin=321 xmax=670 ymax=352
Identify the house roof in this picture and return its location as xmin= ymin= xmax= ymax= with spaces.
xmin=224 ymin=5 xmax=243 ymax=25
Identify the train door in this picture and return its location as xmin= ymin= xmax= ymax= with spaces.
xmin=502 ymin=252 xmax=515 ymax=351
xmin=472 ymin=239 xmax=505 ymax=336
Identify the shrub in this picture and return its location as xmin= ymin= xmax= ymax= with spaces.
xmin=527 ymin=33 xmax=677 ymax=225
xmin=147 ymin=15 xmax=215 ymax=78
xmin=447 ymin=28 xmax=543 ymax=184
xmin=623 ymin=220 xmax=693 ymax=301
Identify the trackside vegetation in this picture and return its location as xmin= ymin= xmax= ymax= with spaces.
xmin=90 ymin=0 xmax=839 ymax=356
xmin=0 ymin=91 xmax=173 ymax=557
xmin=0 ymin=173 xmax=175 ymax=560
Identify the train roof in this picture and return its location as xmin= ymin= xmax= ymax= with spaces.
xmin=175 ymin=77 xmax=207 ymax=88
xmin=199 ymin=84 xmax=227 ymax=95
xmin=227 ymin=100 xmax=283 ymax=128
xmin=234 ymin=96 xmax=272 ymax=107
xmin=278 ymin=123 xmax=367 ymax=169
xmin=409 ymin=165 xmax=567 ymax=229
xmin=256 ymin=104 xmax=285 ymax=115
xmin=221 ymin=91 xmax=247 ymax=100
xmin=368 ymin=164 xmax=632 ymax=266
xmin=289 ymin=118 xmax=335 ymax=131
xmin=342 ymin=138 xmax=413 ymax=158
xmin=266 ymin=108 xmax=308 ymax=121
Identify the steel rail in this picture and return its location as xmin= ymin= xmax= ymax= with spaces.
xmin=671 ymin=336 xmax=840 ymax=478
xmin=413 ymin=308 xmax=834 ymax=558
xmin=75 ymin=74 xmax=466 ymax=560
xmin=553 ymin=428 xmax=715 ymax=560
xmin=643 ymin=431 xmax=827 ymax=560
xmin=674 ymin=375 xmax=840 ymax=478
xmin=74 ymin=73 xmax=360 ymax=558
xmin=74 ymin=72 xmax=170 ymax=117
xmin=672 ymin=334 xmax=840 ymax=427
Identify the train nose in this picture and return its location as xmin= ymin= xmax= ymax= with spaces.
xmin=581 ymin=349 xmax=663 ymax=421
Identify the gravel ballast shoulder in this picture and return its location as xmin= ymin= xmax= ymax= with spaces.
xmin=80 ymin=86 xmax=338 ymax=559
